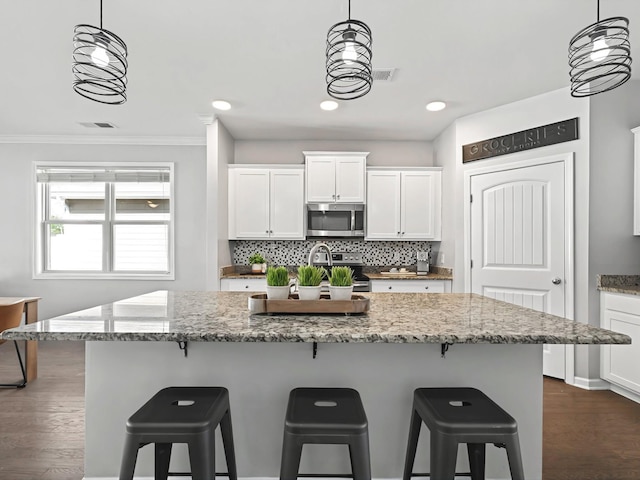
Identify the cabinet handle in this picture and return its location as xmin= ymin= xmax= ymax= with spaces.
xmin=266 ymin=230 xmax=269 ymax=234
xmin=245 ymin=285 xmax=249 ymax=289
xmin=270 ymin=230 xmax=273 ymax=234
xmin=424 ymin=286 xmax=429 ymax=290
xmin=337 ymin=194 xmax=340 ymax=199
xmin=402 ymin=232 xmax=405 ymax=235
xmin=388 ymin=286 xmax=393 ymax=290
xmin=397 ymin=231 xmax=401 ymax=235
xmin=332 ymin=194 xmax=336 ymax=199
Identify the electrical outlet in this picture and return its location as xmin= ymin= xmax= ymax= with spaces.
xmin=440 ymin=253 xmax=445 ymax=264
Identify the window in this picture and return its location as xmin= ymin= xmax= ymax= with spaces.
xmin=35 ymin=163 xmax=174 ymax=278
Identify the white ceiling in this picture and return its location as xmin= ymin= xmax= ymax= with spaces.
xmin=2 ymin=0 xmax=640 ymax=141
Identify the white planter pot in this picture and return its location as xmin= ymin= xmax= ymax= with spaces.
xmin=329 ymin=285 xmax=354 ymax=301
xmin=297 ymin=286 xmax=322 ymax=301
xmin=266 ymin=285 xmax=290 ymax=300
xmin=252 ymin=263 xmax=266 ymax=273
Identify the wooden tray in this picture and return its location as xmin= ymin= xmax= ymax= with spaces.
xmin=248 ymin=294 xmax=370 ymax=315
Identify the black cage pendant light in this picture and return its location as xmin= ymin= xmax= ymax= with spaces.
xmin=568 ymin=0 xmax=631 ymax=97
xmin=326 ymin=0 xmax=373 ymax=100
xmin=72 ymin=0 xmax=128 ymax=105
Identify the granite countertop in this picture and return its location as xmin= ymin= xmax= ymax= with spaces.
xmin=1 ymin=290 xmax=629 ymax=345
xmin=597 ymin=275 xmax=640 ymax=296
xmin=366 ymin=272 xmax=452 ymax=281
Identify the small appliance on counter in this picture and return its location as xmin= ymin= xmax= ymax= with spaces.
xmin=416 ymin=251 xmax=430 ymax=276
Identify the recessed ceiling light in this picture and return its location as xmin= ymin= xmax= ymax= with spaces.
xmin=320 ymin=100 xmax=339 ymax=111
xmin=426 ymin=101 xmax=446 ymax=112
xmin=212 ymin=100 xmax=231 ymax=110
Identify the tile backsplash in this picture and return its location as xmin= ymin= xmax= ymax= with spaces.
xmin=233 ymin=240 xmax=431 ymax=266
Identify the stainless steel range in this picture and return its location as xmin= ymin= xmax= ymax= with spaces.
xmin=310 ymin=251 xmax=371 ymax=292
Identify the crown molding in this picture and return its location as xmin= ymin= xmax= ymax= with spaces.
xmin=0 ymin=135 xmax=206 ymax=146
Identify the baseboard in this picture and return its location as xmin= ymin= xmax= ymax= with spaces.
xmin=572 ymin=376 xmax=611 ymax=390
xmin=610 ymin=384 xmax=640 ymax=404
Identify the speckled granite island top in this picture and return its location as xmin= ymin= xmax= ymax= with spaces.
xmin=2 ymin=290 xmax=630 ymax=345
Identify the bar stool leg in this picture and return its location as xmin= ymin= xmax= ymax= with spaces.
xmin=188 ymin=433 xmax=215 ymax=480
xmin=118 ymin=435 xmax=140 ymax=480
xmin=348 ymin=434 xmax=372 ymax=480
xmin=504 ymin=434 xmax=525 ymax=480
xmin=467 ymin=443 xmax=486 ymax=480
xmin=154 ymin=443 xmax=172 ymax=480
xmin=220 ymin=408 xmax=239 ymax=480
xmin=402 ymin=408 xmax=422 ymax=480
xmin=430 ymin=432 xmax=458 ymax=480
xmin=280 ymin=434 xmax=303 ymax=480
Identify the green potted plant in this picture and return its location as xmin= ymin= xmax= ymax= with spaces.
xmin=266 ymin=266 xmax=291 ymax=300
xmin=328 ymin=266 xmax=354 ymax=300
xmin=296 ymin=265 xmax=326 ymax=300
xmin=248 ymin=253 xmax=266 ymax=273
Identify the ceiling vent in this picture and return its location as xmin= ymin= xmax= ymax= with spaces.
xmin=78 ymin=122 xmax=117 ymax=128
xmin=372 ymin=68 xmax=396 ymax=82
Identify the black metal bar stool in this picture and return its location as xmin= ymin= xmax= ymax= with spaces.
xmin=280 ymin=387 xmax=371 ymax=480
xmin=403 ymin=387 xmax=525 ymax=480
xmin=119 ymin=386 xmax=238 ymax=480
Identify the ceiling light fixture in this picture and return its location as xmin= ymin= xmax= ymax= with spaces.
xmin=426 ymin=101 xmax=446 ymax=112
xmin=568 ymin=0 xmax=631 ymax=97
xmin=72 ymin=0 xmax=128 ymax=105
xmin=320 ymin=100 xmax=339 ymax=111
xmin=326 ymin=0 xmax=373 ymax=100
xmin=212 ymin=100 xmax=232 ymax=111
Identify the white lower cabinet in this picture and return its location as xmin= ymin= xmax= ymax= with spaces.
xmin=220 ymin=278 xmax=267 ymax=292
xmin=371 ymin=279 xmax=451 ymax=293
xmin=601 ymin=292 xmax=640 ymax=402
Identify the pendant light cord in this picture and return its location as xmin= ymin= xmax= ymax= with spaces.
xmin=100 ymin=0 xmax=103 ymax=29
xmin=348 ymin=0 xmax=351 ymax=20
xmin=596 ymin=0 xmax=600 ymax=22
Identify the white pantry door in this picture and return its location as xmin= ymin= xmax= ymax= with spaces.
xmin=470 ymin=161 xmax=566 ymax=379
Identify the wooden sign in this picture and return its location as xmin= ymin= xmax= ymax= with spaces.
xmin=462 ymin=118 xmax=579 ymax=163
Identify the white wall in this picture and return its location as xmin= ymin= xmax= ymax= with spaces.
xmin=432 ymin=123 xmax=456 ymax=268
xmin=234 ymin=140 xmax=433 ymax=166
xmin=588 ymin=80 xmax=640 ymax=377
xmin=433 ymin=87 xmax=594 ymax=378
xmin=0 ymin=143 xmax=207 ymax=319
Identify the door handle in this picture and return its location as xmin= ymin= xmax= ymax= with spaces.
xmin=551 ymin=277 xmax=562 ymax=285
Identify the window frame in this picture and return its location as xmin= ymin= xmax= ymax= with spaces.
xmin=33 ymin=161 xmax=175 ymax=280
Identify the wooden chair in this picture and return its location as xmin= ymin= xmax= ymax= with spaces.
xmin=0 ymin=301 xmax=27 ymax=388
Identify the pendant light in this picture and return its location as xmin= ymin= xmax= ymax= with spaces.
xmin=72 ymin=0 xmax=128 ymax=105
xmin=568 ymin=0 xmax=631 ymax=97
xmin=326 ymin=0 xmax=373 ymax=100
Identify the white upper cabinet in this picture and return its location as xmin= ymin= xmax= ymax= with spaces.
xmin=229 ymin=166 xmax=305 ymax=240
xmin=304 ymin=152 xmax=367 ymax=203
xmin=366 ymin=167 xmax=442 ymax=241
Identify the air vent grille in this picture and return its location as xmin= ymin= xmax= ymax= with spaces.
xmin=78 ymin=122 xmax=117 ymax=129
xmin=372 ymin=68 xmax=396 ymax=82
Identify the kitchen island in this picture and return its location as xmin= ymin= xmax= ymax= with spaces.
xmin=2 ymin=291 xmax=630 ymax=480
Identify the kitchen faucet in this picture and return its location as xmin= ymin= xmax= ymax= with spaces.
xmin=308 ymin=243 xmax=333 ymax=267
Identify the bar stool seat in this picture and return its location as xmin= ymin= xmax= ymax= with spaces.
xmin=403 ymin=387 xmax=524 ymax=480
xmin=280 ymin=387 xmax=371 ymax=480
xmin=119 ymin=386 xmax=238 ymax=480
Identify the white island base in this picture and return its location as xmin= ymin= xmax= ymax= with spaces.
xmin=84 ymin=341 xmax=542 ymax=480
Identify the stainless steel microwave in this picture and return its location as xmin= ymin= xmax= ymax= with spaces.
xmin=306 ymin=203 xmax=365 ymax=237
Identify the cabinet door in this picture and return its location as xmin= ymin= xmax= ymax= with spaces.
xmin=366 ymin=171 xmax=400 ymax=240
xmin=220 ymin=278 xmax=267 ymax=291
xmin=335 ymin=157 xmax=366 ymax=202
xmin=306 ymin=157 xmax=336 ymax=202
xmin=601 ymin=293 xmax=640 ymax=396
xmin=270 ymin=169 xmax=305 ymax=239
xmin=401 ymin=171 xmax=441 ymax=240
xmin=229 ymin=169 xmax=270 ymax=239
xmin=371 ymin=280 xmax=446 ymax=293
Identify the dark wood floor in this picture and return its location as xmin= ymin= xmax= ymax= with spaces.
xmin=1 ymin=341 xmax=640 ymax=479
